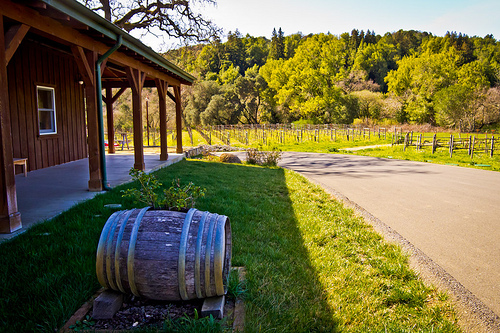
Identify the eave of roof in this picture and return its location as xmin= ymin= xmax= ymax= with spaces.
xmin=40 ymin=0 xmax=195 ymax=84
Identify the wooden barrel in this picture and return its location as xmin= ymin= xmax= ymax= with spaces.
xmin=96 ymin=208 xmax=231 ymax=301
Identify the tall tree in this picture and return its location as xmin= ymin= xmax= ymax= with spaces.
xmin=224 ymin=30 xmax=246 ymax=73
xmin=269 ymin=28 xmax=285 ymax=60
xmin=80 ymin=0 xmax=221 ymax=43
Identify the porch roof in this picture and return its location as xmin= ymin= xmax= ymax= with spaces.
xmin=9 ymin=0 xmax=195 ymax=86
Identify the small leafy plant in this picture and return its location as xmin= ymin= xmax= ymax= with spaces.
xmin=122 ymin=168 xmax=206 ymax=211
xmin=121 ymin=168 xmax=162 ymax=208
xmin=69 ymin=315 xmax=95 ymax=331
xmin=162 ymin=178 xmax=206 ymax=211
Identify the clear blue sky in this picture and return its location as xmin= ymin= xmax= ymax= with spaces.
xmin=201 ymin=0 xmax=500 ymax=40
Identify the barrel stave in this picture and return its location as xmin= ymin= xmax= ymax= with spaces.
xmin=96 ymin=208 xmax=231 ymax=301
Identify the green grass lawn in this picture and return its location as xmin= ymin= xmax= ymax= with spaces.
xmin=0 ymin=160 xmax=461 ymax=332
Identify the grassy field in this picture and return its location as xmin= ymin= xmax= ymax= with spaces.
xmin=209 ymin=127 xmax=500 ymax=172
xmin=344 ymin=144 xmax=500 ymax=171
xmin=0 ymin=159 xmax=461 ymax=332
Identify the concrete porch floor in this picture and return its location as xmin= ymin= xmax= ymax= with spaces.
xmin=0 ymin=152 xmax=184 ymax=243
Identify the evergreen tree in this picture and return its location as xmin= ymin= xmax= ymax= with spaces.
xmin=224 ymin=30 xmax=246 ymax=73
xmin=269 ymin=28 xmax=285 ymax=60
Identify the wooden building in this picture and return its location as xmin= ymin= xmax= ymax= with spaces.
xmin=0 ymin=0 xmax=195 ymax=233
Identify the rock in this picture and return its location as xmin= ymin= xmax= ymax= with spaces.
xmin=219 ymin=153 xmax=241 ymax=164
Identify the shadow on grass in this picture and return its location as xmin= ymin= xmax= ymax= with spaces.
xmin=0 ymin=159 xmax=338 ymax=333
xmin=155 ymin=160 xmax=340 ymax=332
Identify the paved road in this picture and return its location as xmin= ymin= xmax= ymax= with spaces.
xmin=278 ymin=152 xmax=500 ymax=327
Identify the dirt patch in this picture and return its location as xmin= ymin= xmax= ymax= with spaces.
xmin=61 ymin=292 xmax=236 ymax=332
xmin=92 ymin=295 xmax=204 ymax=331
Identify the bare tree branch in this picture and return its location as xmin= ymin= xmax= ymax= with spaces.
xmin=78 ymin=0 xmax=221 ymax=43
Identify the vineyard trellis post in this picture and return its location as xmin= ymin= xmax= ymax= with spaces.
xmin=432 ymin=134 xmax=437 ymax=154
xmin=471 ymin=136 xmax=476 ymax=159
xmin=490 ymin=136 xmax=495 ymax=157
xmin=449 ymin=135 xmax=454 ymax=158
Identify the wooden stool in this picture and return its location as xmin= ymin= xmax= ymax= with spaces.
xmin=13 ymin=158 xmax=28 ymax=177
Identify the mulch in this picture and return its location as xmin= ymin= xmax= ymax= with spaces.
xmin=60 ymin=291 xmax=236 ymax=332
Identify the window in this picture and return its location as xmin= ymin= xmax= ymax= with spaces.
xmin=37 ymin=86 xmax=57 ymax=135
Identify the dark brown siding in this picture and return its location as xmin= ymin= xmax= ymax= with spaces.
xmin=7 ymin=40 xmax=87 ymax=172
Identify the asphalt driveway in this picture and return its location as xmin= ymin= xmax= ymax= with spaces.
xmin=278 ymin=152 xmax=500 ymax=329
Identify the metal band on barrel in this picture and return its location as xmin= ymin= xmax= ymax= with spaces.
xmin=205 ymin=213 xmax=218 ymax=297
xmin=114 ymin=209 xmax=135 ymax=293
xmin=194 ymin=211 xmax=209 ymax=298
xmin=96 ymin=211 xmax=120 ymax=288
xmin=127 ymin=207 xmax=150 ymax=297
xmin=214 ymin=215 xmax=227 ymax=295
xmin=178 ymin=208 xmax=196 ymax=301
xmin=105 ymin=211 xmax=124 ymax=291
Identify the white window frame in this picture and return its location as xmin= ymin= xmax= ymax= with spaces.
xmin=37 ymin=86 xmax=57 ymax=135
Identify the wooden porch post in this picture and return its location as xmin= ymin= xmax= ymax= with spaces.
xmin=126 ymin=67 xmax=146 ymax=170
xmin=104 ymin=86 xmax=115 ymax=154
xmin=103 ymin=86 xmax=126 ymax=154
xmin=0 ymin=15 xmax=21 ymax=233
xmin=72 ymin=46 xmax=102 ymax=191
xmin=155 ymin=79 xmax=168 ymax=161
xmin=174 ymin=85 xmax=183 ymax=154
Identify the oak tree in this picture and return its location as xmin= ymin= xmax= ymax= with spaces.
xmin=80 ymin=0 xmax=221 ymax=43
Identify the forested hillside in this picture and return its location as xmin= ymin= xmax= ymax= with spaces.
xmin=164 ymin=29 xmax=500 ymax=132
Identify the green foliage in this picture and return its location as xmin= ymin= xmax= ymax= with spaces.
xmin=121 ymin=168 xmax=162 ymax=208
xmin=269 ymin=27 xmax=285 ymax=60
xmin=385 ymin=35 xmax=496 ymax=127
xmin=169 ymin=29 xmax=500 ymax=128
xmin=162 ymin=178 xmax=206 ymax=211
xmin=434 ymin=85 xmax=475 ymax=129
xmin=353 ymin=39 xmax=398 ymax=91
xmin=69 ymin=315 xmax=95 ymax=332
xmin=121 ymin=168 xmax=205 ymax=211
xmin=350 ymin=90 xmax=384 ymax=120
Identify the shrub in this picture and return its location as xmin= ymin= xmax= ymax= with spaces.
xmin=162 ymin=178 xmax=206 ymax=211
xmin=246 ymin=148 xmax=261 ymax=165
xmin=245 ymin=148 xmax=282 ymax=166
xmin=261 ymin=149 xmax=282 ymax=166
xmin=121 ymin=168 xmax=206 ymax=211
xmin=219 ymin=153 xmax=242 ymax=164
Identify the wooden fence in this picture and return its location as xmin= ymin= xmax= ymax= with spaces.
xmin=398 ymin=132 xmax=496 ymax=157
xmin=207 ymin=124 xmax=388 ymax=146
xmin=108 ymin=125 xmax=497 ymax=159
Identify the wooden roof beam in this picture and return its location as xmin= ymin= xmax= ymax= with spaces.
xmin=71 ymin=45 xmax=94 ymax=86
xmin=4 ymin=23 xmax=29 ymax=65
xmin=23 ymin=0 xmax=46 ymax=10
